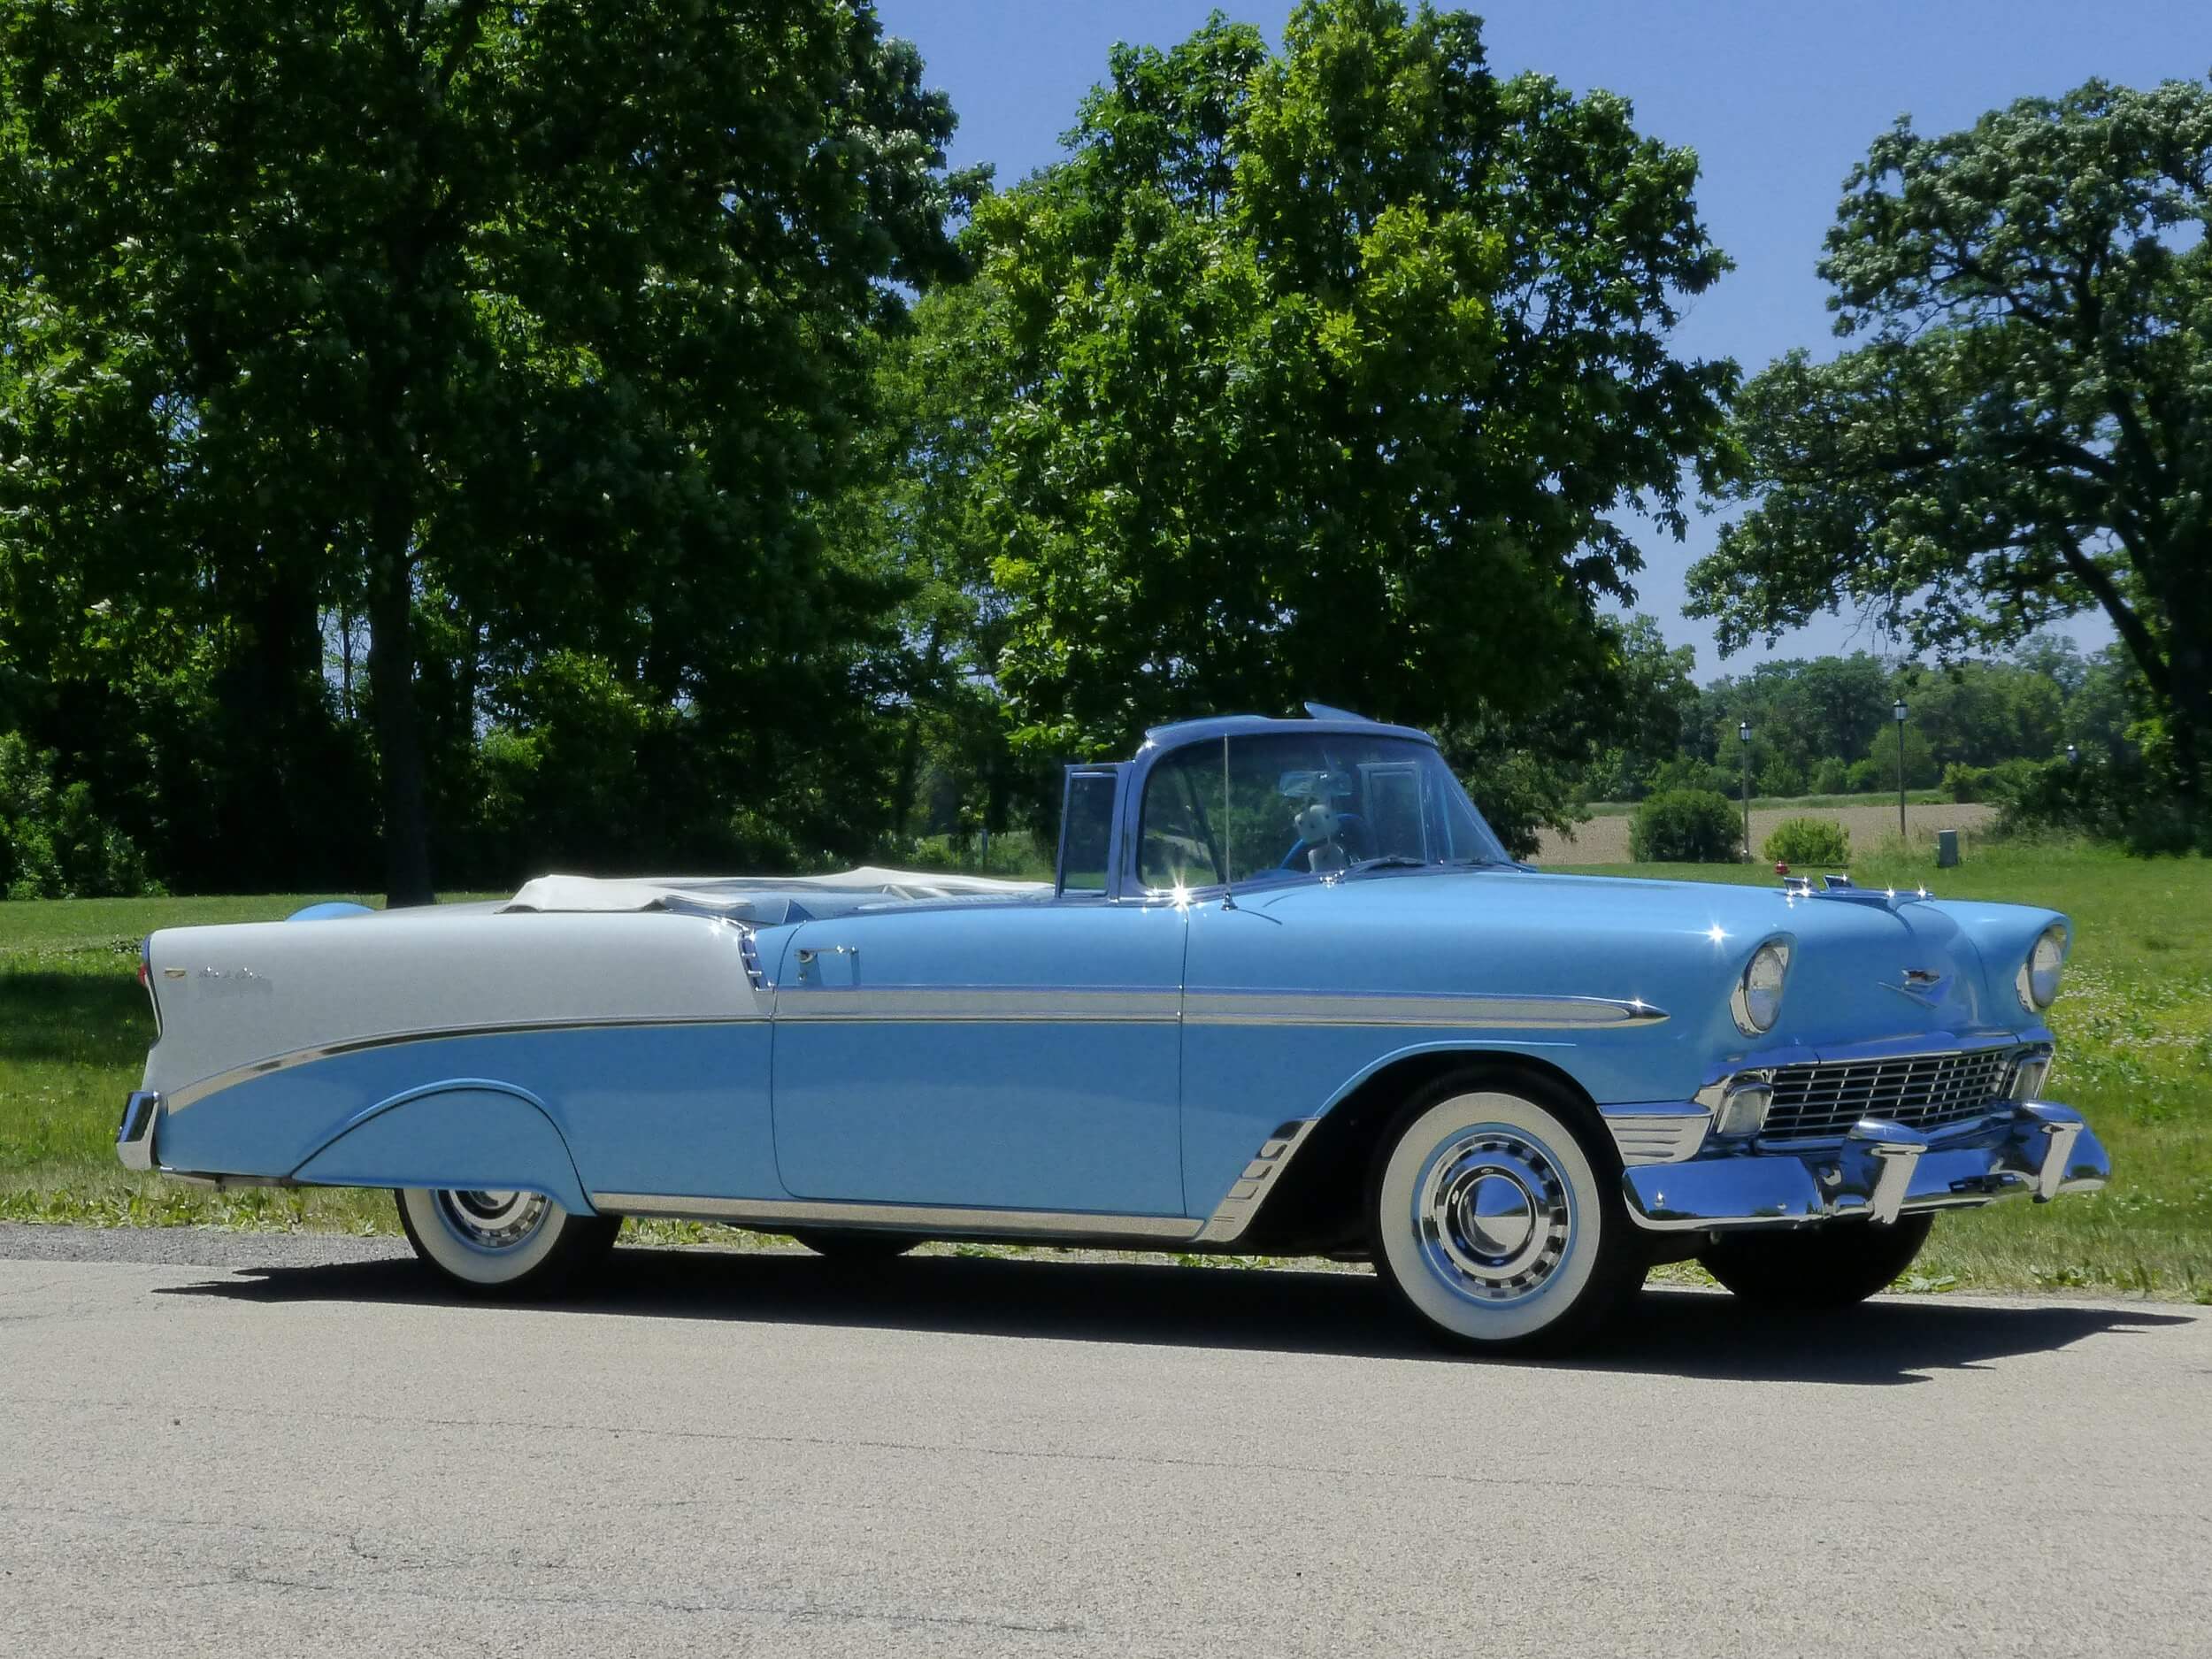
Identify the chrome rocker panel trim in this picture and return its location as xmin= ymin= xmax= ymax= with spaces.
xmin=599 ymin=1117 xmax=1325 ymax=1248
xmin=593 ymin=1192 xmax=1207 ymax=1245
xmin=1621 ymin=1102 xmax=2108 ymax=1233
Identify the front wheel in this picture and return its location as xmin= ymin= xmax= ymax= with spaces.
xmin=1700 ymin=1214 xmax=1935 ymax=1310
xmin=396 ymin=1188 xmax=620 ymax=1295
xmin=1369 ymin=1075 xmax=1643 ymax=1353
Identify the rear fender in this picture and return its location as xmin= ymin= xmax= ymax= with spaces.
xmin=288 ymin=1082 xmax=593 ymax=1213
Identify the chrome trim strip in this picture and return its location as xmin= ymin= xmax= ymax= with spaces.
xmin=162 ymin=1014 xmax=764 ymax=1113
xmin=737 ymin=928 xmax=772 ymax=992
xmin=591 ymin=1192 xmax=1204 ymax=1243
xmin=1191 ymin=1118 xmax=1321 ymax=1243
xmin=772 ymin=987 xmax=1182 ymax=1023
xmin=172 ymin=987 xmax=1663 ymax=1115
xmin=1598 ymin=1102 xmax=1712 ymax=1166
xmin=1184 ymin=989 xmax=1667 ymax=1028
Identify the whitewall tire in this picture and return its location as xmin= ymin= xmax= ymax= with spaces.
xmin=1370 ymin=1077 xmax=1640 ymax=1351
xmin=396 ymin=1188 xmax=620 ymax=1295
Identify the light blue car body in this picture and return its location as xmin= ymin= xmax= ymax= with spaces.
xmin=123 ymin=710 xmax=2108 ymax=1253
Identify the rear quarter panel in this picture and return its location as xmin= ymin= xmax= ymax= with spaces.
xmin=144 ymin=910 xmax=779 ymax=1202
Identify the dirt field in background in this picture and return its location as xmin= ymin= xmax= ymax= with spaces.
xmin=1533 ymin=801 xmax=2000 ymax=865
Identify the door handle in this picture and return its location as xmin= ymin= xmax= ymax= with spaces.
xmin=795 ymin=945 xmax=857 ymax=966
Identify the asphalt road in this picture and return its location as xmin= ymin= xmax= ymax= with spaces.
xmin=3 ymin=1227 xmax=2208 ymax=1658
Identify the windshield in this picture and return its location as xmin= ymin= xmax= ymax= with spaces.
xmin=1138 ymin=732 xmax=1511 ymax=891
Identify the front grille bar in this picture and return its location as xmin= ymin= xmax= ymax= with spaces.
xmin=1760 ymin=1047 xmax=2023 ymax=1142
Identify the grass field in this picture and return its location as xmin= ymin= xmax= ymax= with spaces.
xmin=3 ymin=847 xmax=2207 ymax=1299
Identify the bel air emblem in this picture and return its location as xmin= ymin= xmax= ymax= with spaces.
xmin=1884 ymin=967 xmax=1945 ymax=1005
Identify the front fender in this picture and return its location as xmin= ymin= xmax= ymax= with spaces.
xmin=288 ymin=1082 xmax=593 ymax=1213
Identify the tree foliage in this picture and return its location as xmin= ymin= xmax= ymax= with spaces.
xmin=1688 ymin=77 xmax=2212 ymax=829
xmin=0 ymin=0 xmax=975 ymax=902
xmin=956 ymin=0 xmax=1732 ymax=757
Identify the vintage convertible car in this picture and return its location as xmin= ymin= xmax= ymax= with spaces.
xmin=119 ymin=706 xmax=2108 ymax=1349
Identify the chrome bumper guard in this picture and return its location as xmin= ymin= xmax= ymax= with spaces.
xmin=116 ymin=1091 xmax=160 ymax=1173
xmin=1621 ymin=1102 xmax=2108 ymax=1233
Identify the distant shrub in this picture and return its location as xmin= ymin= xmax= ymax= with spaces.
xmin=1943 ymin=762 xmax=1992 ymax=803
xmin=1756 ymin=757 xmax=1806 ymax=797
xmin=1809 ymin=757 xmax=1852 ymax=795
xmin=1631 ymin=788 xmax=1741 ymax=863
xmin=1943 ymin=759 xmax=2041 ymax=803
xmin=1997 ymin=757 xmax=2209 ymax=855
xmin=1763 ymin=817 xmax=1850 ymax=867
xmin=1844 ymin=757 xmax=1882 ymax=794
xmin=1647 ymin=755 xmax=1734 ymax=800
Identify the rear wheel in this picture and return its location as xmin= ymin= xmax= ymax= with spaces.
xmin=1700 ymin=1214 xmax=1935 ymax=1310
xmin=396 ymin=1188 xmax=620 ymax=1295
xmin=1368 ymin=1072 xmax=1643 ymax=1353
xmin=789 ymin=1228 xmax=921 ymax=1261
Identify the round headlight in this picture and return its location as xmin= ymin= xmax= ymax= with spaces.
xmin=1732 ymin=941 xmax=1791 ymax=1036
xmin=2017 ymin=924 xmax=2068 ymax=1011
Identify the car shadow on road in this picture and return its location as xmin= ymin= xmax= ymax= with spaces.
xmin=156 ymin=1245 xmax=2198 ymax=1385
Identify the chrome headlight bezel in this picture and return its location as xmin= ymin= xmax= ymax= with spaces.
xmin=1731 ymin=941 xmax=1792 ymax=1037
xmin=2016 ymin=924 xmax=2069 ymax=1012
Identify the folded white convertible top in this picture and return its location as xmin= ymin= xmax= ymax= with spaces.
xmin=506 ymin=867 xmax=1048 ymax=914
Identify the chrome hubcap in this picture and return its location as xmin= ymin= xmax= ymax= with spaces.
xmin=434 ymin=1189 xmax=549 ymax=1252
xmin=1416 ymin=1129 xmax=1573 ymax=1303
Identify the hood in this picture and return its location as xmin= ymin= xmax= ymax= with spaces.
xmin=1236 ymin=868 xmax=2063 ymax=1064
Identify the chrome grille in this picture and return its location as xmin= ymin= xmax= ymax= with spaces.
xmin=1761 ymin=1048 xmax=2021 ymax=1142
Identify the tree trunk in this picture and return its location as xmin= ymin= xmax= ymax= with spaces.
xmin=365 ymin=551 xmax=434 ymax=907
xmin=2169 ymin=640 xmax=2209 ymax=841
xmin=890 ymin=633 xmax=944 ymax=841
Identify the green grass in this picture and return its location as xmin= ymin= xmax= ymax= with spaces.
xmin=4 ymin=846 xmax=2208 ymax=1301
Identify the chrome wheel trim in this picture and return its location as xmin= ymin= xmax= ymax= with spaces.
xmin=433 ymin=1188 xmax=550 ymax=1254
xmin=399 ymin=1187 xmax=572 ymax=1286
xmin=1375 ymin=1090 xmax=1605 ymax=1344
xmin=1413 ymin=1129 xmax=1574 ymax=1304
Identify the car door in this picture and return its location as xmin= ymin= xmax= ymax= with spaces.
xmin=769 ymin=902 xmax=1188 ymax=1215
xmin=769 ymin=769 xmax=1189 ymax=1217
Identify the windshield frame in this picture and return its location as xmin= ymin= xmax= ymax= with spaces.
xmin=1125 ymin=727 xmax=1515 ymax=900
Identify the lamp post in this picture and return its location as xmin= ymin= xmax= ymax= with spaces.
xmin=2067 ymin=742 xmax=2080 ymax=767
xmin=1738 ymin=719 xmax=1752 ymax=862
xmin=1893 ymin=696 xmax=1909 ymax=841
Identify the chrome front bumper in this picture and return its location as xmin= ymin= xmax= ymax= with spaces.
xmin=1621 ymin=1102 xmax=2108 ymax=1232
xmin=116 ymin=1091 xmax=159 ymax=1172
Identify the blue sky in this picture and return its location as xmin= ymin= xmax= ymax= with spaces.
xmin=874 ymin=0 xmax=2208 ymax=680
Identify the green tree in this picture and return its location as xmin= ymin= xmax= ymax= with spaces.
xmin=0 ymin=0 xmax=972 ymax=902
xmin=1688 ymin=77 xmax=2212 ymax=826
xmin=1896 ymin=659 xmax=2064 ymax=769
xmin=958 ymin=1 xmax=1732 ymax=757
xmin=1868 ymin=720 xmax=1939 ymax=792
